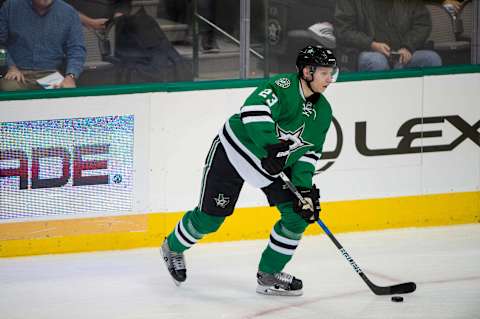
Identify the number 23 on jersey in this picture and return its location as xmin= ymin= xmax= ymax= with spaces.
xmin=258 ymin=89 xmax=278 ymax=107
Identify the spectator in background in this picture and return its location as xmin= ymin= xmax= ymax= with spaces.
xmin=159 ymin=0 xmax=219 ymax=53
xmin=66 ymin=0 xmax=131 ymax=30
xmin=0 ymin=0 xmax=86 ymax=90
xmin=440 ymin=0 xmax=463 ymax=14
xmin=335 ymin=0 xmax=442 ymax=71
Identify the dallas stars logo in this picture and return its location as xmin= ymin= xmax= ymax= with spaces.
xmin=276 ymin=125 xmax=312 ymax=152
xmin=275 ymin=77 xmax=291 ymax=89
xmin=213 ymin=193 xmax=230 ymax=208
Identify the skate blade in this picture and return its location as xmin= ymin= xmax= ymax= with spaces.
xmin=171 ymin=277 xmax=182 ymax=286
xmin=256 ymin=285 xmax=303 ymax=296
xmin=159 ymin=247 xmax=183 ymax=287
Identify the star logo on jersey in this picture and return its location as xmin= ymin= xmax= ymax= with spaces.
xmin=213 ymin=193 xmax=230 ymax=209
xmin=276 ymin=124 xmax=312 ymax=152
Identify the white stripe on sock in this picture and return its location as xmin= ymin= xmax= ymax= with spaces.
xmin=179 ymin=219 xmax=198 ymax=244
xmin=174 ymin=223 xmax=194 ymax=248
xmin=268 ymin=241 xmax=295 ymax=255
xmin=271 ymin=228 xmax=300 ymax=246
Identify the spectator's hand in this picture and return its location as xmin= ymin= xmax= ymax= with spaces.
xmin=443 ymin=0 xmax=461 ymax=13
xmin=53 ymin=76 xmax=76 ymax=89
xmin=371 ymin=41 xmax=391 ymax=57
xmin=398 ymin=48 xmax=412 ymax=65
xmin=113 ymin=12 xmax=124 ymax=17
xmin=4 ymin=66 xmax=25 ymax=83
xmin=86 ymin=17 xmax=108 ymax=30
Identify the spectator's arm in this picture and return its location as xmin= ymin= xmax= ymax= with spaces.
xmin=433 ymin=0 xmax=461 ymax=13
xmin=5 ymin=49 xmax=14 ymax=67
xmin=113 ymin=0 xmax=131 ymax=16
xmin=442 ymin=0 xmax=461 ymax=11
xmin=78 ymin=12 xmax=108 ymax=30
xmin=64 ymin=11 xmax=86 ymax=79
xmin=0 ymin=0 xmax=15 ymax=67
xmin=334 ymin=0 xmax=373 ymax=50
xmin=0 ymin=1 xmax=7 ymax=45
xmin=401 ymin=2 xmax=432 ymax=52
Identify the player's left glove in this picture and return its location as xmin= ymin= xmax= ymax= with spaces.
xmin=293 ymin=186 xmax=321 ymax=224
xmin=261 ymin=140 xmax=293 ymax=175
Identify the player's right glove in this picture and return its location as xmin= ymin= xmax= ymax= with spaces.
xmin=260 ymin=140 xmax=293 ymax=175
xmin=293 ymin=186 xmax=321 ymax=224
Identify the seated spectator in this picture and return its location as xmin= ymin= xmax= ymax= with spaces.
xmin=66 ymin=0 xmax=131 ymax=31
xmin=0 ymin=0 xmax=86 ymax=91
xmin=335 ymin=0 xmax=442 ymax=71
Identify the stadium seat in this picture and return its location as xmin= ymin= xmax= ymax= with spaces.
xmin=425 ymin=3 xmax=470 ymax=64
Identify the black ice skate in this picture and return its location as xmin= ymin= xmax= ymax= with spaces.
xmin=256 ymin=271 xmax=303 ymax=296
xmin=160 ymin=238 xmax=186 ymax=286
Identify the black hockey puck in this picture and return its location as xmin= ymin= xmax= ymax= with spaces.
xmin=391 ymin=296 xmax=404 ymax=302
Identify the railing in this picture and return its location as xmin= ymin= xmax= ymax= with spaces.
xmin=192 ymin=0 xmax=265 ymax=79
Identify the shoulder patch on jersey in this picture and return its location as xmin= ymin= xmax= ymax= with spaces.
xmin=275 ymin=78 xmax=291 ymax=89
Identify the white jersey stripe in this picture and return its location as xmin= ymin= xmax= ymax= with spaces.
xmin=242 ymin=116 xmax=274 ymax=124
xmin=305 ymin=151 xmax=321 ymax=160
xmin=240 ymin=104 xmax=271 ymax=113
xmin=298 ymin=155 xmax=317 ymax=166
xmin=224 ymin=121 xmax=262 ymax=168
xmin=198 ymin=138 xmax=220 ymax=209
xmin=219 ymin=122 xmax=274 ymax=188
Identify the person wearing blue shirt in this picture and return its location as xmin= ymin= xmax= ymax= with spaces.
xmin=0 ymin=0 xmax=86 ymax=90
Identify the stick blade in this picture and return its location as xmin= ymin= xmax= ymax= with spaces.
xmin=373 ymin=282 xmax=416 ymax=295
xmin=389 ymin=282 xmax=416 ymax=294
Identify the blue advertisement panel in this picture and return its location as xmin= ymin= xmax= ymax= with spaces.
xmin=0 ymin=115 xmax=134 ymax=221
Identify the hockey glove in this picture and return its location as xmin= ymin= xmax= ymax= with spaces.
xmin=261 ymin=140 xmax=293 ymax=175
xmin=293 ymin=186 xmax=321 ymax=224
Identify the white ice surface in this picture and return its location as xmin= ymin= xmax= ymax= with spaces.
xmin=0 ymin=224 xmax=479 ymax=319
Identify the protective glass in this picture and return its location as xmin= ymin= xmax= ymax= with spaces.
xmin=331 ymin=66 xmax=340 ymax=82
xmin=316 ymin=66 xmax=340 ymax=82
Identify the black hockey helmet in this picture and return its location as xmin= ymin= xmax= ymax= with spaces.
xmin=296 ymin=45 xmax=339 ymax=82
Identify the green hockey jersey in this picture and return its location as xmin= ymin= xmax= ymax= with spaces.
xmin=218 ymin=72 xmax=332 ymax=189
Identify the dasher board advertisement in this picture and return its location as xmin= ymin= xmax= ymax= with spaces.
xmin=0 ymin=115 xmax=135 ymax=221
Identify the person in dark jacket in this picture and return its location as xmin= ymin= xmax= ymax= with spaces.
xmin=66 ymin=0 xmax=131 ymax=30
xmin=334 ymin=0 xmax=442 ymax=71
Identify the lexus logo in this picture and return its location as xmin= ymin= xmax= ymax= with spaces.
xmin=315 ymin=115 xmax=478 ymax=174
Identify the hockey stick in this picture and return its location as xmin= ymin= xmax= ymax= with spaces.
xmin=278 ymin=172 xmax=416 ymax=295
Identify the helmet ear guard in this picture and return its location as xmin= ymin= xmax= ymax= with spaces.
xmin=296 ymin=45 xmax=339 ymax=83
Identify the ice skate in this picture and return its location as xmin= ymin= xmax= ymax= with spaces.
xmin=256 ymin=271 xmax=303 ymax=296
xmin=160 ymin=238 xmax=186 ymax=286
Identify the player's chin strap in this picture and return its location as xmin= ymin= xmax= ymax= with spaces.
xmin=300 ymin=66 xmax=321 ymax=95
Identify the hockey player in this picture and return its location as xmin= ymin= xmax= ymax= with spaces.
xmin=160 ymin=45 xmax=338 ymax=296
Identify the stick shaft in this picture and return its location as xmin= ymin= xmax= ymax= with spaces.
xmin=279 ymin=173 xmax=363 ymax=273
xmin=278 ymin=172 xmax=416 ymax=295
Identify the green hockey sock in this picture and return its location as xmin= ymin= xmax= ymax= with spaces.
xmin=258 ymin=202 xmax=307 ymax=273
xmin=167 ymin=207 xmax=225 ymax=253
